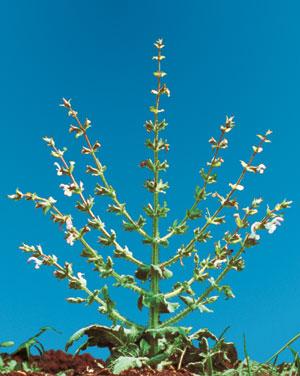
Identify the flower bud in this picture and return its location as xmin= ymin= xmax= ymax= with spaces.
xmin=60 ymin=98 xmax=72 ymax=109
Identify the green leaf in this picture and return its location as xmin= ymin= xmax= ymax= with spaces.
xmin=145 ymin=138 xmax=155 ymax=150
xmin=206 ymin=215 xmax=226 ymax=225
xmin=98 ymin=230 xmax=116 ymax=246
xmin=135 ymin=265 xmax=151 ymax=281
xmin=173 ymin=281 xmax=195 ymax=295
xmin=144 ymin=179 xmax=169 ymax=194
xmin=157 ymin=201 xmax=170 ymax=217
xmin=94 ymin=184 xmax=116 ymax=198
xmin=194 ymin=228 xmax=212 ymax=242
xmin=113 ymin=246 xmax=133 ymax=259
xmin=66 ymin=325 xmax=126 ymax=353
xmin=143 ymin=203 xmax=155 ymax=217
xmin=161 ymin=267 xmax=173 ymax=279
xmin=219 ymin=285 xmax=235 ymax=299
xmin=141 ymin=294 xmax=179 ymax=313
xmin=195 ymin=186 xmax=206 ymax=201
xmin=143 ymin=201 xmax=170 ymax=218
xmin=153 ymin=70 xmax=167 ymax=78
xmin=107 ymin=203 xmax=126 ymax=215
xmin=168 ymin=219 xmax=188 ymax=234
xmin=111 ymin=356 xmax=143 ymax=375
xmin=98 ymin=257 xmax=114 ymax=278
xmin=122 ymin=216 xmax=146 ymax=232
xmin=200 ymin=168 xmax=217 ymax=184
xmin=157 ymin=160 xmax=169 ymax=171
xmin=151 ymin=264 xmax=164 ymax=278
xmin=145 ymin=326 xmax=192 ymax=340
xmin=190 ymin=328 xmax=218 ymax=342
xmin=66 ymin=297 xmax=86 ymax=304
xmin=234 ymin=213 xmax=248 ymax=228
xmin=156 ymin=119 xmax=168 ymax=131
xmin=113 ymin=275 xmax=135 ymax=288
xmin=186 ymin=207 xmax=202 ymax=220
xmin=0 ymin=341 xmax=14 ymax=348
xmin=139 ymin=339 xmax=151 ymax=356
xmin=13 ymin=327 xmax=60 ymax=360
xmin=86 ymin=289 xmax=100 ymax=305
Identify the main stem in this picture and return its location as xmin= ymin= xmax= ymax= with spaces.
xmin=150 ymin=45 xmax=162 ymax=336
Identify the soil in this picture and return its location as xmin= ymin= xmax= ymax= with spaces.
xmin=0 ymin=350 xmax=194 ymax=376
xmin=0 ymin=350 xmax=297 ymax=376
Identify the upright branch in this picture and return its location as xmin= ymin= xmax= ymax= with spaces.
xmin=43 ymin=136 xmax=145 ymax=268
xmin=18 ymin=243 xmax=143 ymax=329
xmin=161 ymin=116 xmax=234 ymax=243
xmin=160 ymin=199 xmax=292 ymax=327
xmin=60 ymin=99 xmax=152 ymax=243
xmin=160 ymin=129 xmax=272 ymax=269
xmin=164 ymin=197 xmax=263 ymax=300
xmin=142 ymin=39 xmax=171 ymax=332
xmin=10 ymin=190 xmax=147 ymax=298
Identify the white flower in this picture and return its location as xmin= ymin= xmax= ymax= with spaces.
xmin=77 ymin=272 xmax=87 ymax=287
xmin=249 ymin=221 xmax=261 ymax=240
xmin=66 ymin=217 xmax=73 ymax=230
xmin=60 ymin=181 xmax=84 ymax=197
xmin=60 ymin=184 xmax=73 ymax=197
xmin=229 ymin=183 xmax=244 ymax=191
xmin=66 ymin=232 xmax=76 ymax=246
xmin=27 ymin=257 xmax=43 ymax=269
xmin=251 ymin=221 xmax=261 ymax=233
xmin=265 ymin=222 xmax=276 ymax=234
xmin=265 ymin=217 xmax=284 ymax=234
xmin=249 ymin=232 xmax=260 ymax=241
xmin=213 ymin=259 xmax=227 ymax=269
xmin=257 ymin=164 xmax=266 ymax=174
xmin=54 ymin=162 xmax=63 ymax=176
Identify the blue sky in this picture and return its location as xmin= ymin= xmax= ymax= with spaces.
xmin=1 ymin=0 xmax=299 ymax=363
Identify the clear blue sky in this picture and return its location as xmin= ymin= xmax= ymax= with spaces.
xmin=1 ymin=0 xmax=299 ymax=363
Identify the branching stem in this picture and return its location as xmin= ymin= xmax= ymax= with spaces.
xmin=160 ymin=136 xmax=266 ymax=269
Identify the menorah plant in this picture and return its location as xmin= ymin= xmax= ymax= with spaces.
xmin=9 ymin=39 xmax=292 ymax=374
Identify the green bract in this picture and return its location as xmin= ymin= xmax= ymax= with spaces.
xmin=9 ymin=39 xmax=292 ymax=374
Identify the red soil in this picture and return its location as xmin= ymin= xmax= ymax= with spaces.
xmin=1 ymin=350 xmax=194 ymax=376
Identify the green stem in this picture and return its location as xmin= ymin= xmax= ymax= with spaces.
xmin=150 ymin=46 xmax=162 ymax=332
xmin=52 ymin=146 xmax=145 ymax=268
xmin=160 ymin=243 xmax=247 ymax=327
xmin=73 ymin=114 xmax=151 ymax=241
xmin=160 ymin=204 xmax=275 ymax=328
xmin=50 ymin=254 xmax=143 ymax=329
xmin=160 ymin=137 xmax=266 ymax=269
xmin=261 ymin=332 xmax=300 ymax=366
xmin=31 ymin=194 xmax=147 ymax=296
xmin=164 ymin=199 xmax=259 ymax=299
xmin=160 ymin=129 xmax=226 ymax=243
